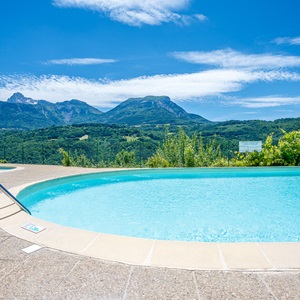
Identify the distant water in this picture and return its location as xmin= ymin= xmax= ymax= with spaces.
xmin=20 ymin=168 xmax=300 ymax=242
xmin=0 ymin=166 xmax=14 ymax=171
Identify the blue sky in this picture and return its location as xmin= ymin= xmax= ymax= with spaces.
xmin=0 ymin=0 xmax=300 ymax=121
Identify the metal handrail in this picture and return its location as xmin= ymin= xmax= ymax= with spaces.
xmin=0 ymin=184 xmax=31 ymax=215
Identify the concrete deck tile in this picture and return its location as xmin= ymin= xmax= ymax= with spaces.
xmin=82 ymin=233 xmax=154 ymax=264
xmin=258 ymin=243 xmax=300 ymax=269
xmin=219 ymin=243 xmax=273 ymax=270
xmin=0 ymin=203 xmax=21 ymax=219
xmin=194 ymin=271 xmax=275 ymax=299
xmin=0 ymin=236 xmax=32 ymax=261
xmin=3 ymin=215 xmax=60 ymax=243
xmin=259 ymin=272 xmax=300 ymax=300
xmin=125 ymin=266 xmax=198 ymax=300
xmin=150 ymin=240 xmax=223 ymax=270
xmin=36 ymin=225 xmax=99 ymax=253
xmin=0 ymin=194 xmax=14 ymax=207
xmin=0 ymin=210 xmax=31 ymax=228
xmin=52 ymin=258 xmax=131 ymax=299
xmin=0 ymin=252 xmax=78 ymax=299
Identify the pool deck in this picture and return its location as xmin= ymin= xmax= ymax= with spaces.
xmin=0 ymin=164 xmax=300 ymax=299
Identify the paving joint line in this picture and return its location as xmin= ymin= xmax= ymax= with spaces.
xmin=122 ymin=265 xmax=134 ymax=300
xmin=192 ymin=271 xmax=203 ymax=300
xmin=256 ymin=273 xmax=278 ymax=300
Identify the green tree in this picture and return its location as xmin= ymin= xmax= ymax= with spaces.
xmin=115 ymin=150 xmax=136 ymax=167
xmin=147 ymin=127 xmax=226 ymax=167
xmin=233 ymin=130 xmax=300 ymax=166
xmin=72 ymin=151 xmax=93 ymax=167
xmin=278 ymin=130 xmax=300 ymax=165
xmin=58 ymin=148 xmax=73 ymax=166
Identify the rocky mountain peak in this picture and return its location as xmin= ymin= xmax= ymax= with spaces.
xmin=7 ymin=92 xmax=38 ymax=105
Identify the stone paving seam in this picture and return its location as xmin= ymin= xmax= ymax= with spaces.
xmin=0 ymin=237 xmax=26 ymax=281
xmin=49 ymin=258 xmax=82 ymax=298
xmin=217 ymin=244 xmax=227 ymax=270
xmin=79 ymin=232 xmax=101 ymax=253
xmin=256 ymin=273 xmax=278 ymax=300
xmin=256 ymin=243 xmax=276 ymax=269
xmin=61 ymin=259 xmax=82 ymax=281
xmin=0 ymin=236 xmax=11 ymax=243
xmin=122 ymin=265 xmax=134 ymax=300
xmin=143 ymin=240 xmax=155 ymax=265
xmin=192 ymin=271 xmax=203 ymax=300
xmin=0 ymin=259 xmax=23 ymax=281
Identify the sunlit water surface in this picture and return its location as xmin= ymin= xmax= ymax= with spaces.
xmin=19 ymin=168 xmax=300 ymax=242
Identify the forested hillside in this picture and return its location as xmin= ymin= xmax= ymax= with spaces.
xmin=0 ymin=117 xmax=299 ymax=167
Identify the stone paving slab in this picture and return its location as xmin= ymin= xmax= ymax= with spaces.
xmin=53 ymin=259 xmax=131 ymax=299
xmin=125 ymin=266 xmax=199 ymax=299
xmin=194 ymin=271 xmax=275 ymax=299
xmin=259 ymin=272 xmax=300 ymax=300
xmin=0 ymin=233 xmax=300 ymax=299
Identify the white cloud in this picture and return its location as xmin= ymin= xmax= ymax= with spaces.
xmin=1 ymin=69 xmax=299 ymax=107
xmin=45 ymin=58 xmax=117 ymax=66
xmin=273 ymin=37 xmax=300 ymax=45
xmin=172 ymin=49 xmax=300 ymax=69
xmin=229 ymin=96 xmax=300 ymax=108
xmin=193 ymin=14 xmax=208 ymax=22
xmin=52 ymin=0 xmax=207 ymax=26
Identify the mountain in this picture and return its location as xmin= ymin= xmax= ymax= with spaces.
xmin=7 ymin=92 xmax=38 ymax=105
xmin=98 ymin=96 xmax=210 ymax=125
xmin=0 ymin=93 xmax=103 ymax=129
xmin=0 ymin=93 xmax=210 ymax=129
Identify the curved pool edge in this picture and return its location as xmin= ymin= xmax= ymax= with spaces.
xmin=0 ymin=164 xmax=24 ymax=173
xmin=1 ymin=167 xmax=300 ymax=271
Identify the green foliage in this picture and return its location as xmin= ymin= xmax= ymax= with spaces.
xmin=234 ymin=130 xmax=300 ymax=166
xmin=278 ymin=130 xmax=300 ymax=165
xmin=115 ymin=150 xmax=136 ymax=167
xmin=58 ymin=148 xmax=73 ymax=166
xmin=0 ymin=123 xmax=161 ymax=166
xmin=72 ymin=151 xmax=93 ymax=167
xmin=1 ymin=119 xmax=299 ymax=168
xmin=147 ymin=127 xmax=226 ymax=167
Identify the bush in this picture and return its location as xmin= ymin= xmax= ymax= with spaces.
xmin=147 ymin=127 xmax=226 ymax=167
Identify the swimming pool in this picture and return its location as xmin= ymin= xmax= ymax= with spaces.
xmin=0 ymin=166 xmax=14 ymax=172
xmin=18 ymin=167 xmax=300 ymax=242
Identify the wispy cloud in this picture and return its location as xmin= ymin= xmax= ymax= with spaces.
xmin=273 ymin=37 xmax=300 ymax=45
xmin=228 ymin=96 xmax=300 ymax=108
xmin=52 ymin=0 xmax=207 ymax=26
xmin=172 ymin=49 xmax=300 ymax=69
xmin=193 ymin=14 xmax=208 ymax=22
xmin=1 ymin=69 xmax=299 ymax=107
xmin=44 ymin=58 xmax=117 ymax=66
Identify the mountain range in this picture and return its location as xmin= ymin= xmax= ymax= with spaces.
xmin=0 ymin=93 xmax=210 ymax=129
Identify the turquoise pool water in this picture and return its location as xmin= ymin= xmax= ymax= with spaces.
xmin=19 ymin=168 xmax=300 ymax=242
xmin=0 ymin=166 xmax=14 ymax=171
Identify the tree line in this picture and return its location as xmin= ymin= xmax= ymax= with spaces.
xmin=0 ymin=121 xmax=299 ymax=167
xmin=147 ymin=127 xmax=300 ymax=167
